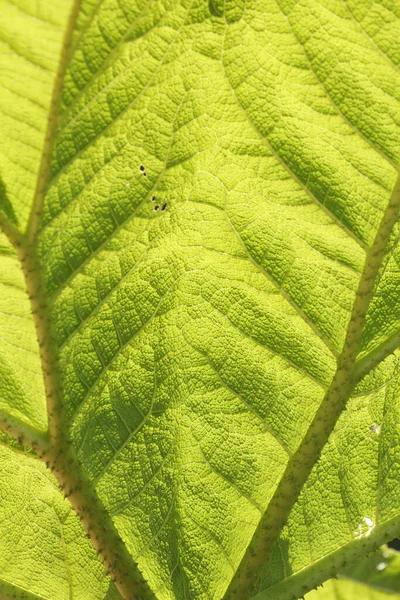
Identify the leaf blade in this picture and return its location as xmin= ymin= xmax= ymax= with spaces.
xmin=256 ymin=352 xmax=400 ymax=600
xmin=0 ymin=0 xmax=72 ymax=230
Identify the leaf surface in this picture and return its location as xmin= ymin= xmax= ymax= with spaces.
xmin=0 ymin=0 xmax=400 ymax=599
xmin=0 ymin=234 xmax=47 ymax=434
xmin=305 ymin=578 xmax=400 ymax=600
xmin=0 ymin=0 xmax=71 ymax=229
xmin=35 ymin=0 xmax=400 ymax=598
xmin=343 ymin=546 xmax=400 ymax=593
xmin=0 ymin=439 xmax=119 ymax=599
xmin=358 ymin=226 xmax=400 ymax=373
xmin=256 ymin=352 xmax=400 ymax=600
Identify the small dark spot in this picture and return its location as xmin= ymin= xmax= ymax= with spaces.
xmin=154 ymin=205 xmax=159 ymax=211
xmin=143 ymin=172 xmax=147 ymax=177
xmin=161 ymin=203 xmax=167 ymax=211
xmin=139 ymin=165 xmax=145 ymax=172
xmin=389 ymin=538 xmax=400 ymax=551
xmin=151 ymin=196 xmax=156 ymax=202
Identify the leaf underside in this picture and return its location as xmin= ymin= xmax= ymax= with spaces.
xmin=304 ymin=546 xmax=400 ymax=600
xmin=0 ymin=0 xmax=399 ymax=598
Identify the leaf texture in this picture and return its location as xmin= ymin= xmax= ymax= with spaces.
xmin=0 ymin=0 xmax=399 ymax=598
xmin=0 ymin=234 xmax=46 ymax=434
xmin=33 ymin=0 xmax=400 ymax=598
xmin=0 ymin=440 xmax=119 ymax=599
xmin=358 ymin=226 xmax=400 ymax=371
xmin=256 ymin=352 xmax=400 ymax=599
xmin=0 ymin=0 xmax=71 ymax=229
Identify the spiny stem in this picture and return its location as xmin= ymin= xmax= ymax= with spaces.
xmin=18 ymin=239 xmax=155 ymax=600
xmin=17 ymin=244 xmax=63 ymax=446
xmin=223 ymin=172 xmax=400 ymax=600
xmin=0 ymin=212 xmax=24 ymax=248
xmin=0 ymin=212 xmax=152 ymax=596
xmin=0 ymin=409 xmax=49 ymax=454
xmin=250 ymin=515 xmax=400 ymax=600
xmin=0 ymin=0 xmax=156 ymax=593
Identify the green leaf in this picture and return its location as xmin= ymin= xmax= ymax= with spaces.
xmin=305 ymin=578 xmax=400 ymax=600
xmin=0 ymin=440 xmax=119 ymax=599
xmin=357 ymin=226 xmax=400 ymax=376
xmin=343 ymin=546 xmax=400 ymax=593
xmin=0 ymin=0 xmax=400 ymax=599
xmin=304 ymin=548 xmax=400 ymax=600
xmin=0 ymin=0 xmax=71 ymax=230
xmin=254 ymin=352 xmax=400 ymax=599
xmin=0 ymin=233 xmax=47 ymax=436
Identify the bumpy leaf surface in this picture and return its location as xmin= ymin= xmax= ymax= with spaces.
xmin=0 ymin=438 xmax=119 ymax=598
xmin=0 ymin=234 xmax=46 ymax=433
xmin=257 ymin=352 xmax=400 ymax=599
xmin=0 ymin=0 xmax=70 ymax=229
xmin=0 ymin=2 xmax=123 ymax=595
xmin=0 ymin=0 xmax=400 ymax=599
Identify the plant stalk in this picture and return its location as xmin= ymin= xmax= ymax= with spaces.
xmin=18 ymin=240 xmax=155 ymax=600
xmin=223 ymin=172 xmax=400 ymax=600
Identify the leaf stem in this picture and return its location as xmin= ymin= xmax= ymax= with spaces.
xmin=251 ymin=514 xmax=400 ymax=600
xmin=0 ymin=212 xmax=25 ymax=248
xmin=18 ymin=239 xmax=156 ymax=600
xmin=0 ymin=408 xmax=49 ymax=453
xmin=2 ymin=0 xmax=157 ymax=595
xmin=0 ymin=207 xmax=155 ymax=597
xmin=223 ymin=172 xmax=400 ymax=600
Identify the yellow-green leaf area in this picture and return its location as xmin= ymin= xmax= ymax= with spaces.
xmin=0 ymin=443 xmax=119 ymax=599
xmin=345 ymin=0 xmax=400 ymax=71
xmin=358 ymin=224 xmax=400 ymax=367
xmin=0 ymin=234 xmax=46 ymax=433
xmin=0 ymin=0 xmax=71 ymax=229
xmin=257 ymin=352 xmax=400 ymax=600
xmin=305 ymin=546 xmax=400 ymax=600
xmin=31 ymin=0 xmax=400 ymax=597
xmin=305 ymin=577 xmax=400 ymax=600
